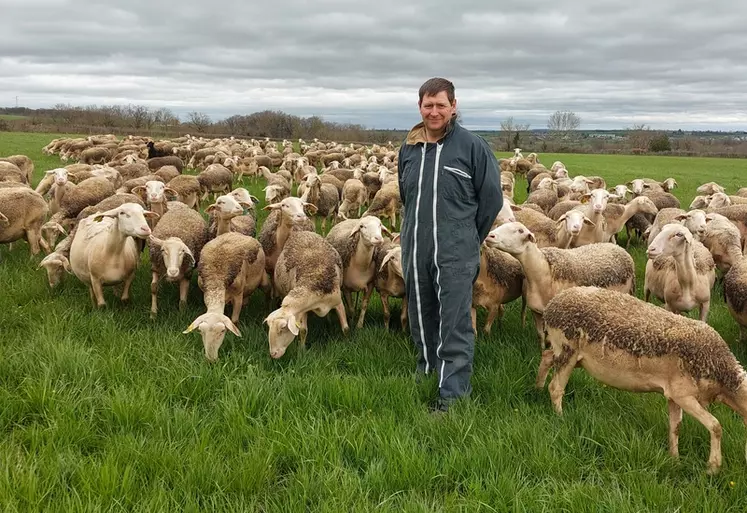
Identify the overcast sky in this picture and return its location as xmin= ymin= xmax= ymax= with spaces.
xmin=1 ymin=0 xmax=745 ymax=130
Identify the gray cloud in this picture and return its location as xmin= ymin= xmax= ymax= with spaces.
xmin=1 ymin=0 xmax=746 ymax=129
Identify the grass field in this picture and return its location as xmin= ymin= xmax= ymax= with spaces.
xmin=1 ymin=131 xmax=747 ymax=511
xmin=0 ymin=115 xmax=29 ymax=121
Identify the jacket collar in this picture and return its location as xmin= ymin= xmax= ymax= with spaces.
xmin=405 ymin=116 xmax=458 ymax=145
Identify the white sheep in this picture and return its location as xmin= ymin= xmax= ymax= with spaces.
xmin=68 ymin=203 xmax=158 ymax=307
xmin=644 ymin=223 xmax=716 ymax=321
xmin=538 ymin=285 xmax=747 ymax=475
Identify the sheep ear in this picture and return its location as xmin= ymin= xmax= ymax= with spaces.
xmin=93 ymin=207 xmax=119 ymax=221
xmin=205 ymin=204 xmax=219 ymax=214
xmin=583 ymin=217 xmax=595 ymax=226
xmin=61 ymin=256 xmax=72 ymax=273
xmin=304 ymin=203 xmax=318 ymax=214
xmin=287 ymin=314 xmax=300 ymax=336
xmin=184 ymin=246 xmax=195 ymax=267
xmin=249 ymin=195 xmax=260 ymax=204
xmin=556 ymin=213 xmax=567 ymax=224
xmin=379 ymin=249 xmax=397 ymax=271
xmin=674 ymin=214 xmax=689 ymax=221
xmin=131 ymin=186 xmax=146 ymax=197
xmin=143 ymin=211 xmax=160 ymax=220
xmin=380 ymin=223 xmax=391 ymax=235
xmin=223 ymin=316 xmax=241 ymax=337
xmin=509 ymin=204 xmax=522 ymax=211
xmin=263 ymin=203 xmax=281 ymax=211
xmin=163 ymin=187 xmax=179 ymax=199
xmin=183 ymin=315 xmax=207 ymax=334
xmin=392 ymin=233 xmax=401 ymax=244
xmin=148 ymin=235 xmax=164 ymax=247
xmin=526 ymin=232 xmax=536 ymax=243
xmin=239 ymin=201 xmax=253 ymax=210
xmin=580 ymin=194 xmax=590 ymax=203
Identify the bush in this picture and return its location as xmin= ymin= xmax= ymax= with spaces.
xmin=648 ymin=133 xmax=672 ymax=152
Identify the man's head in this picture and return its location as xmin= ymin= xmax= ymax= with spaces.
xmin=418 ymin=77 xmax=456 ymax=134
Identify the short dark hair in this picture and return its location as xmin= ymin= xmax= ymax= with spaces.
xmin=418 ymin=77 xmax=455 ymax=105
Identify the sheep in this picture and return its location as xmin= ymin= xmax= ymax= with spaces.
xmin=724 ymin=257 xmax=747 ymax=342
xmin=183 ymin=231 xmax=270 ymax=362
xmin=484 ymin=221 xmax=636 ymax=345
xmin=471 ymin=244 xmax=525 ymax=334
xmin=641 ymin=189 xmax=681 ymax=211
xmin=147 ymin=156 xmax=184 ymax=173
xmin=565 ymin=189 xmax=618 ymax=247
xmin=697 ymin=181 xmax=725 ymax=195
xmin=300 ymin=173 xmax=339 ymax=232
xmin=146 ymin=141 xmax=172 ymax=158
xmin=703 ymin=204 xmax=747 ymax=254
xmin=325 ymin=216 xmax=388 ymax=328
xmin=197 ymin=164 xmax=233 ymax=200
xmin=131 ymin=180 xmax=180 ymax=220
xmin=644 ymin=223 xmax=716 ymax=322
xmin=361 ymin=180 xmax=400 ymax=230
xmin=205 ymin=193 xmax=256 ymax=238
xmin=0 ymin=161 xmax=26 ymax=184
xmin=148 ymin=206 xmax=208 ymax=317
xmin=116 ymin=174 xmax=164 ymax=194
xmin=537 ymin=285 xmax=747 ymax=475
xmin=512 ymin=205 xmax=561 ymax=247
xmin=48 ymin=176 xmax=116 ymax=230
xmin=601 ymin=195 xmax=659 ymax=242
xmin=154 ymin=165 xmax=180 ymax=183
xmin=258 ymin=196 xmax=317 ymax=275
xmin=702 ymin=213 xmax=744 ymax=274
xmin=38 ymin=251 xmax=72 ymax=288
xmin=0 ymin=187 xmax=50 ymax=256
xmin=68 ymin=203 xmax=158 ymax=307
xmin=524 ymin=179 xmax=559 ymax=214
xmin=166 ymin=175 xmax=201 ymax=210
xmin=373 ymin=241 xmax=407 ymax=330
xmin=625 ymin=212 xmax=653 ymax=248
xmin=647 ymin=208 xmax=707 ymax=245
xmin=264 ymin=230 xmax=349 ymax=359
xmin=0 ymin=155 xmax=34 ymax=183
xmin=337 ymin=178 xmax=368 ymax=220
xmin=554 ymin=209 xmax=595 ymax=249
xmin=79 ymin=146 xmax=111 ymax=165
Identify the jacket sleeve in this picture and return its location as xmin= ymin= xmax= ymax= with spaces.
xmin=472 ymin=138 xmax=503 ymax=243
xmin=397 ymin=144 xmax=406 ymax=207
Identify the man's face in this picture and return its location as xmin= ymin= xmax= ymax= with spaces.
xmin=419 ymin=91 xmax=456 ymax=133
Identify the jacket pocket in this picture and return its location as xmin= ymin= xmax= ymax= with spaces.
xmin=443 ymin=165 xmax=471 ymax=180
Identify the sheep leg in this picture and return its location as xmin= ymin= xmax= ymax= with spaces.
xmin=400 ymin=298 xmax=408 ymax=331
xmin=179 ymin=278 xmax=190 ymax=311
xmin=334 ymin=301 xmax=350 ymax=334
xmin=520 ymin=296 xmax=527 ymax=327
xmin=667 ymin=399 xmax=683 ymax=458
xmin=150 ymin=272 xmax=160 ymax=318
xmin=230 ymin=290 xmax=243 ymax=324
xmin=484 ymin=305 xmax=502 ymax=333
xmin=121 ymin=272 xmax=136 ymax=302
xmin=26 ymin=228 xmax=42 ymax=256
xmin=381 ymin=293 xmax=391 ymax=329
xmin=471 ymin=307 xmax=478 ymax=334
xmin=298 ymin=312 xmax=309 ymax=349
xmin=344 ymin=290 xmax=355 ymax=318
xmin=699 ymin=300 xmax=710 ymax=323
xmin=673 ymin=395 xmax=723 ymax=474
xmin=91 ymin=278 xmax=107 ymax=308
xmin=355 ymin=283 xmax=374 ymax=329
xmin=548 ymin=352 xmax=579 ymax=415
xmin=531 ymin=311 xmax=545 ymax=349
xmin=535 ymin=349 xmax=555 ymax=389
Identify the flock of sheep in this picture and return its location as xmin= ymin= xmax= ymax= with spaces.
xmin=1 ymin=136 xmax=747 ymax=474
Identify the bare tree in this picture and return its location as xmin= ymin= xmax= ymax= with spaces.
xmin=499 ymin=116 xmax=530 ymax=152
xmin=547 ymin=110 xmax=581 ymax=139
xmin=187 ymin=111 xmax=212 ymax=133
xmin=626 ymin=123 xmax=653 ymax=151
xmin=126 ymin=104 xmax=152 ymax=129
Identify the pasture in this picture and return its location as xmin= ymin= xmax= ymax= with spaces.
xmin=0 ymin=131 xmax=746 ymax=511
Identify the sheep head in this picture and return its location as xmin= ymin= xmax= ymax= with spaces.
xmin=38 ymin=252 xmax=72 ymax=288
xmin=150 ymin=236 xmax=195 ymax=279
xmin=484 ymin=221 xmax=536 ymax=255
xmin=352 ymin=216 xmax=387 ymax=247
xmin=557 ymin=210 xmax=595 ymax=236
xmin=264 ymin=308 xmax=301 ymax=359
xmin=183 ymin=312 xmax=241 ymax=362
xmin=646 ymin=224 xmax=693 ymax=260
xmin=93 ymin=203 xmax=158 ymax=239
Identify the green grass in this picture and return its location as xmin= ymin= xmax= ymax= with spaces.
xmin=1 ymin=132 xmax=747 ymax=511
xmin=0 ymin=115 xmax=29 ymax=121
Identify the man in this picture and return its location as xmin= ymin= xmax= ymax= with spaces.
xmin=397 ymin=77 xmax=503 ymax=412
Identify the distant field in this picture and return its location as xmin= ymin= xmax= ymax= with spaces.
xmin=1 ymin=131 xmax=747 ymax=511
xmin=0 ymin=114 xmax=28 ymax=121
